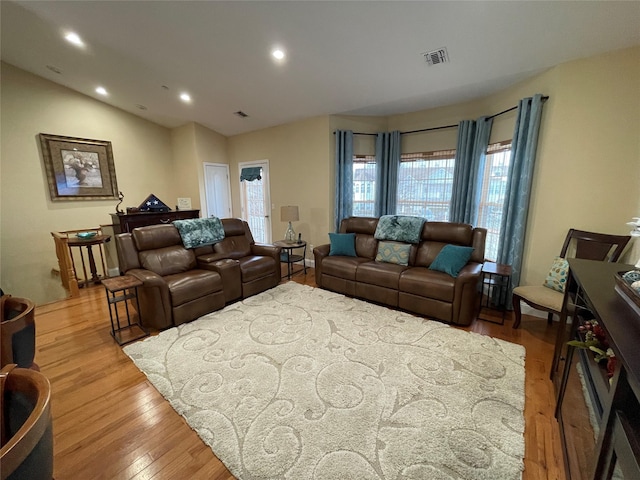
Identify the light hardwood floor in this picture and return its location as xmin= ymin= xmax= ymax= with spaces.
xmin=32 ymin=269 xmax=565 ymax=479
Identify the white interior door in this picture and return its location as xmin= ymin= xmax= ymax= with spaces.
xmin=239 ymin=160 xmax=271 ymax=243
xmin=204 ymin=163 xmax=232 ymax=218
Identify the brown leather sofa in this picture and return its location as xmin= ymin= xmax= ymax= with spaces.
xmin=116 ymin=219 xmax=282 ymax=330
xmin=116 ymin=224 xmax=226 ymax=329
xmin=313 ymin=217 xmax=486 ymax=326
xmin=194 ymin=218 xmax=281 ymax=301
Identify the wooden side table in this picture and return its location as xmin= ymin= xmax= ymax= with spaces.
xmin=101 ymin=275 xmax=148 ymax=345
xmin=273 ymin=241 xmax=307 ymax=279
xmin=478 ymin=262 xmax=512 ymax=325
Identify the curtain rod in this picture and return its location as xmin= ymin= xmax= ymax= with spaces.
xmin=342 ymin=95 xmax=549 ymax=136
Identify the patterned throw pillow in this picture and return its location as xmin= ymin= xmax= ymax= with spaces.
xmin=375 ymin=241 xmax=411 ymax=266
xmin=543 ymin=256 xmax=569 ymax=292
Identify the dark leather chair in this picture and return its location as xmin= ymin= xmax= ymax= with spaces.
xmin=512 ymin=228 xmax=631 ymax=328
xmin=116 ymin=224 xmax=226 ymax=330
xmin=194 ymin=218 xmax=281 ymax=300
xmin=0 ymin=364 xmax=53 ymax=480
xmin=1 ymin=296 xmax=38 ymax=370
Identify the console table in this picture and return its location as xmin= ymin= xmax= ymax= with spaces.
xmin=554 ymin=259 xmax=639 ymax=480
xmin=110 ymin=209 xmax=200 ymax=234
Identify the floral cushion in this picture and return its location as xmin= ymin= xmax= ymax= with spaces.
xmin=375 ymin=241 xmax=411 ymax=266
xmin=543 ymin=256 xmax=569 ymax=292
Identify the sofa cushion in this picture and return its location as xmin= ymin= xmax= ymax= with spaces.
xmin=165 ymin=269 xmax=222 ymax=306
xmin=356 ymin=261 xmax=406 ymax=289
xmin=214 ymin=235 xmax=252 ymax=259
xmin=399 ymin=268 xmax=455 ymax=302
xmin=429 ymin=245 xmax=474 ymax=277
xmin=139 ymin=245 xmax=197 ymax=276
xmin=238 ymin=255 xmax=276 ymax=283
xmin=329 ymin=233 xmax=357 ymax=256
xmin=322 ymin=256 xmax=369 ymax=281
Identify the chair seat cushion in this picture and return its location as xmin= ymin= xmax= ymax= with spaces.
xmin=513 ymin=285 xmax=563 ymax=312
xmin=238 ymin=256 xmax=276 ymax=283
xmin=165 ymin=270 xmax=222 ymax=306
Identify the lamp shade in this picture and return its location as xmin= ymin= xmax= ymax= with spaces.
xmin=281 ymin=206 xmax=299 ymax=222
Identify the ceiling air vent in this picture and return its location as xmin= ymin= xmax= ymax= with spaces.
xmin=234 ymin=110 xmax=249 ymax=118
xmin=423 ymin=47 xmax=449 ymax=66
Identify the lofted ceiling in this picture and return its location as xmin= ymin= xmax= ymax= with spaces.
xmin=2 ymin=1 xmax=639 ymax=137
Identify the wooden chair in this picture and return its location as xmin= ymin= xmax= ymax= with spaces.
xmin=1 ymin=296 xmax=38 ymax=370
xmin=512 ymin=229 xmax=630 ymax=329
xmin=0 ymin=364 xmax=53 ymax=480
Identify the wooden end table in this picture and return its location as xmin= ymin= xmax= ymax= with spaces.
xmin=101 ymin=275 xmax=149 ymax=345
xmin=274 ymin=241 xmax=307 ymax=279
xmin=478 ymin=262 xmax=512 ymax=325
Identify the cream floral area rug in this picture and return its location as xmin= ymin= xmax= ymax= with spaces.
xmin=124 ymin=282 xmax=525 ymax=480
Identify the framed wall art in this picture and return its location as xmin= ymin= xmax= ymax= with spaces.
xmin=39 ymin=133 xmax=119 ymax=201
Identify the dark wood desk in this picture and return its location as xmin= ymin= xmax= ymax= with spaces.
xmin=110 ymin=210 xmax=200 ymax=234
xmin=554 ymin=259 xmax=640 ymax=479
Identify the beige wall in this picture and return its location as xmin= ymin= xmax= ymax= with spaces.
xmin=227 ymin=116 xmax=332 ymax=254
xmin=2 ymin=46 xmax=638 ymax=305
xmin=1 ymin=63 xmax=173 ymax=304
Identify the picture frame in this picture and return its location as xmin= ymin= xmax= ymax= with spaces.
xmin=39 ymin=133 xmax=119 ymax=201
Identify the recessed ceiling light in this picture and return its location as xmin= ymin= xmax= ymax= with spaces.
xmin=95 ymin=86 xmax=108 ymax=96
xmin=272 ymin=48 xmax=286 ymax=61
xmin=179 ymin=92 xmax=192 ymax=103
xmin=64 ymin=31 xmax=85 ymax=48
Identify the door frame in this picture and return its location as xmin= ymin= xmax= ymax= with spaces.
xmin=238 ymin=159 xmax=272 ymax=243
xmin=202 ymin=162 xmax=232 ymax=219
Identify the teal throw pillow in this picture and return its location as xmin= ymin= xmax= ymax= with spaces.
xmin=543 ymin=256 xmax=569 ymax=292
xmin=429 ymin=244 xmax=474 ymax=277
xmin=375 ymin=241 xmax=411 ymax=266
xmin=329 ymin=233 xmax=357 ymax=257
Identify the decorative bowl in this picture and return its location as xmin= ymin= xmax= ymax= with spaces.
xmin=76 ymin=232 xmax=97 ymax=239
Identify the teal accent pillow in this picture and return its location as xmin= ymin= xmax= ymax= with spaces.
xmin=429 ymin=245 xmax=474 ymax=277
xmin=375 ymin=241 xmax=410 ymax=266
xmin=329 ymin=233 xmax=357 ymax=256
xmin=543 ymin=256 xmax=569 ymax=292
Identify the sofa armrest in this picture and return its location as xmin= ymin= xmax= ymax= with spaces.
xmin=313 ymin=244 xmax=330 ymax=285
xmin=451 ymin=262 xmax=483 ymax=326
xmin=125 ymin=268 xmax=173 ymax=330
xmin=251 ymin=243 xmax=281 ymax=260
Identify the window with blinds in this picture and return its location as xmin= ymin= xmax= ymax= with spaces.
xmin=477 ymin=141 xmax=512 ymax=261
xmin=396 ymin=149 xmax=456 ymax=221
xmin=353 ymin=155 xmax=376 ymax=217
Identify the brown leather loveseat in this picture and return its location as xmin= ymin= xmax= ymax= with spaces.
xmin=116 ymin=219 xmax=281 ymax=330
xmin=313 ymin=217 xmax=486 ymax=326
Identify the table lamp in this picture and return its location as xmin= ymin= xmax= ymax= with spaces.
xmin=281 ymin=206 xmax=299 ymax=243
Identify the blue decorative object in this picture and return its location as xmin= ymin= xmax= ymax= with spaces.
xmin=374 ymin=215 xmax=426 ymax=244
xmin=329 ymin=233 xmax=356 ymax=257
xmin=76 ymin=232 xmax=97 ymax=239
xmin=622 ymin=270 xmax=640 ymax=284
xmin=173 ymin=218 xmax=225 ymax=249
xmin=429 ymin=244 xmax=474 ymax=277
xmin=138 ymin=193 xmax=170 ymax=212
